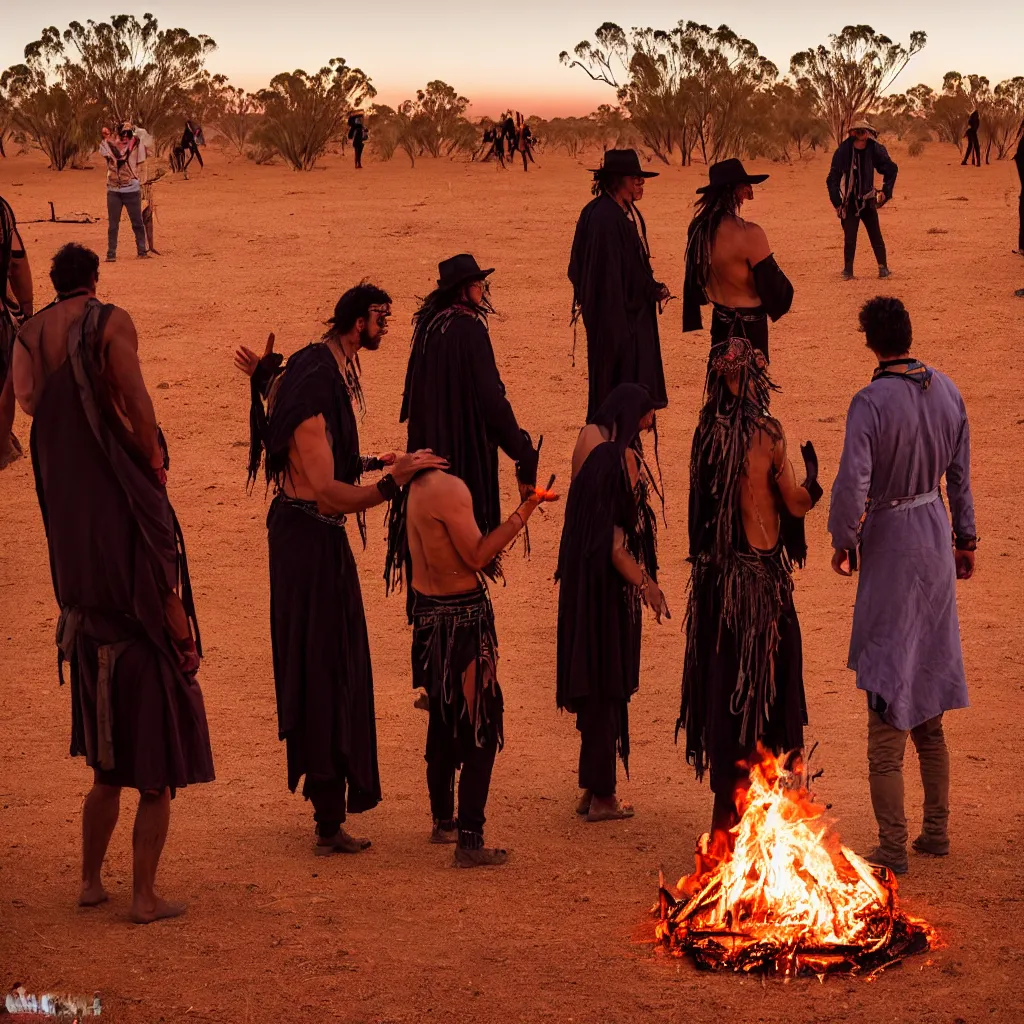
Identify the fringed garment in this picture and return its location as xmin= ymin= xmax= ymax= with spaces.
xmin=248 ymin=342 xmax=381 ymax=811
xmin=411 ymin=587 xmax=503 ymax=754
xmin=556 ymin=441 xmax=659 ymax=776
xmin=679 ymin=363 xmax=806 ymax=794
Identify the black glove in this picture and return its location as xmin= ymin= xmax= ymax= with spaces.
xmin=515 ymin=429 xmax=539 ymax=487
xmin=800 ymin=441 xmax=823 ymax=509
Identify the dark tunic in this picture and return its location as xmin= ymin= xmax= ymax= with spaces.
xmin=29 ymin=299 xmax=213 ymax=793
xmin=827 ymin=138 xmax=898 ymax=211
xmin=568 ymin=194 xmax=667 ymax=418
xmin=264 ymin=344 xmax=381 ymax=812
xmin=555 ymin=442 xmax=657 ymax=772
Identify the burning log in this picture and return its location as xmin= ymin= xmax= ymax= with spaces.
xmin=656 ymin=749 xmax=935 ymax=976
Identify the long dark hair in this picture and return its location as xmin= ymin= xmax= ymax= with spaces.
xmin=684 ymin=185 xmax=741 ymax=294
xmin=0 ymin=197 xmax=15 ymax=315
xmin=591 ymin=170 xmax=623 ymax=198
xmin=410 ymin=280 xmax=495 ymax=344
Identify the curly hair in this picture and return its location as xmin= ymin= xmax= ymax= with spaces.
xmin=326 ymin=282 xmax=392 ymax=335
xmin=50 ymin=243 xmax=100 ymax=295
xmin=858 ymin=296 xmax=912 ymax=358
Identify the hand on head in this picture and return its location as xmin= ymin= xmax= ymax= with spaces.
xmin=391 ymin=450 xmax=448 ymax=486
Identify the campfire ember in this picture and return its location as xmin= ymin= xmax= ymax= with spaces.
xmin=656 ymin=749 xmax=935 ymax=976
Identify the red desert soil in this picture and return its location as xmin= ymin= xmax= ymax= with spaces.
xmin=1 ymin=145 xmax=1022 ymax=1023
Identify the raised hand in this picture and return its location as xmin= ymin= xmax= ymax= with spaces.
xmin=234 ymin=332 xmax=276 ymax=378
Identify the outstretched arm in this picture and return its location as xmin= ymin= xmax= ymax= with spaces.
xmin=439 ymin=475 xmax=549 ymax=572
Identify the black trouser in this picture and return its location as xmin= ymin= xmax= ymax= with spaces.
xmin=303 ymin=777 xmax=346 ymax=837
xmin=962 ymin=131 xmax=981 ymax=166
xmin=576 ymin=697 xmax=621 ymax=799
xmin=1016 ymin=160 xmax=1024 ymax=251
xmin=843 ymin=204 xmax=887 ymax=271
xmin=425 ymin=698 xmax=497 ymax=835
xmin=354 ymin=144 xmax=363 ymax=169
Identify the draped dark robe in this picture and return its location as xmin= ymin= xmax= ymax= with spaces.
xmin=261 ymin=343 xmax=381 ymax=812
xmin=568 ymin=194 xmax=667 ymax=418
xmin=555 ymin=442 xmax=658 ymax=773
xmin=30 ymin=299 xmax=213 ymax=793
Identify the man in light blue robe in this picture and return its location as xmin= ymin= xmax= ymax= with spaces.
xmin=829 ymin=296 xmax=977 ymax=876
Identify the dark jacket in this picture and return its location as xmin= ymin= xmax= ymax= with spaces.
xmin=827 ymin=138 xmax=898 ymax=210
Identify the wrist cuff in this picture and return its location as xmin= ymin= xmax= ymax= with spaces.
xmin=954 ymin=535 xmax=978 ymax=551
xmin=377 ymin=474 xmax=400 ymax=502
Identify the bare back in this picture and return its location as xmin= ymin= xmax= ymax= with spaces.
xmin=739 ymin=421 xmax=785 ymax=550
xmin=407 ymin=470 xmax=481 ymax=595
xmin=705 ymin=215 xmax=770 ymax=309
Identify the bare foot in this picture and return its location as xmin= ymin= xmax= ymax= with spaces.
xmin=586 ymin=796 xmax=634 ymax=822
xmin=78 ymin=884 xmax=109 ymax=908
xmin=314 ymin=828 xmax=372 ymax=855
xmin=130 ymin=897 xmax=187 ymax=924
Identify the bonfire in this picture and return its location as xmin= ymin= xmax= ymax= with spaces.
xmin=656 ymin=749 xmax=935 ymax=976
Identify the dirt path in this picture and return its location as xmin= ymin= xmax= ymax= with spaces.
xmin=1 ymin=144 xmax=1021 ymax=1023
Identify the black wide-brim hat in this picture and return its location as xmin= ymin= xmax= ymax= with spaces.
xmin=589 ymin=148 xmax=659 ymax=178
xmin=437 ymin=253 xmax=495 ymax=291
xmin=696 ymin=157 xmax=768 ymax=194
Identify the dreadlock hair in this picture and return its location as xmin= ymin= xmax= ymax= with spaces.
xmin=684 ymin=185 xmax=742 ymax=294
xmin=0 ymin=197 xmax=16 ymax=314
xmin=325 ymin=281 xmax=391 ymax=335
xmin=410 ymin=279 xmax=496 ymax=345
xmin=592 ymin=170 xmax=624 ymax=198
xmin=50 ymin=243 xmax=100 ymax=296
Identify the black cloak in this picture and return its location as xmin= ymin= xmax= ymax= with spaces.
xmin=568 ymin=194 xmax=667 ymax=419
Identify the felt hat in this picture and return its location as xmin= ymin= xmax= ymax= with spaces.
xmin=437 ymin=253 xmax=495 ymax=291
xmin=849 ymin=120 xmax=878 ymax=136
xmin=696 ymin=158 xmax=769 ymax=194
xmin=589 ymin=148 xmax=659 ymax=178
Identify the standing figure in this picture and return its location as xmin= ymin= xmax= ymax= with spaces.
xmin=348 ymin=114 xmax=368 ymax=169
xmin=829 ymin=297 xmax=976 ymax=876
xmin=0 ymin=195 xmax=33 ymax=467
xmin=683 ymin=159 xmax=793 ymax=368
xmin=568 ymin=149 xmax=669 ymax=420
xmin=679 ymin=337 xmax=819 ymax=844
xmin=391 ymin=254 xmax=538 ymax=587
xmin=556 ymin=384 xmax=668 ymax=823
xmin=827 ymin=121 xmax=898 ymax=280
xmin=98 ymin=123 xmax=149 ymax=262
xmin=12 ymin=243 xmax=213 ymax=922
xmin=181 ymin=120 xmax=204 ymax=178
xmin=1013 ymin=118 xmax=1024 ymax=256
xmin=406 ymin=467 xmax=557 ymax=864
xmin=238 ymin=286 xmax=447 ymax=855
xmin=961 ymin=109 xmax=981 ymax=167
xmin=515 ymin=114 xmax=535 ymax=171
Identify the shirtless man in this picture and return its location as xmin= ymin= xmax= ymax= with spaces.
xmin=680 ymin=336 xmax=819 ymax=842
xmin=12 ymin=243 xmax=213 ymax=922
xmin=683 ymin=158 xmax=794 ymax=367
xmin=0 ymin=195 xmax=34 ymax=467
xmin=405 ymin=468 xmax=557 ymax=865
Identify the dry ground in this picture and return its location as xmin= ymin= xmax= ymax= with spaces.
xmin=1 ymin=141 xmax=1022 ymax=1023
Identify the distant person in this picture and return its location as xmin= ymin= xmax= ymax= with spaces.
xmin=515 ymin=114 xmax=535 ymax=171
xmin=568 ymin=149 xmax=669 ymax=419
xmin=347 ymin=114 xmax=368 ymax=169
xmin=390 ymin=254 xmax=539 ymax=589
xmin=683 ymin=158 xmax=793 ymax=369
xmin=12 ymin=243 xmax=213 ymax=922
xmin=179 ymin=120 xmax=204 ymax=179
xmin=829 ymin=297 xmax=976 ymax=876
xmin=827 ymin=121 xmax=898 ymax=280
xmin=480 ymin=125 xmax=505 ymax=168
xmin=1013 ymin=117 xmax=1024 ymax=256
xmin=556 ymin=384 xmax=667 ymax=823
xmin=679 ymin=335 xmax=818 ymax=846
xmin=99 ymin=122 xmax=149 ymax=262
xmin=238 ymin=286 xmax=447 ymax=855
xmin=961 ymin=109 xmax=981 ymax=167
xmin=406 ymin=466 xmax=556 ymax=864
xmin=0 ymin=195 xmax=33 ymax=468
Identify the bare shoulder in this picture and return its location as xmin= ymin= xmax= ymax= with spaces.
xmin=410 ymin=470 xmax=470 ymax=512
xmin=741 ymin=220 xmax=771 ymax=260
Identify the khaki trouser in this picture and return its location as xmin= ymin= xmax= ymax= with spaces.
xmin=867 ymin=710 xmax=950 ymax=858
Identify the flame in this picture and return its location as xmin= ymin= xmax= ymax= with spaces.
xmin=656 ymin=749 xmax=936 ymax=976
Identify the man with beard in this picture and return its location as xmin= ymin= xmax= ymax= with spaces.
xmin=568 ymin=149 xmax=669 ymax=419
xmin=238 ymin=285 xmax=446 ymax=855
xmin=827 ymin=121 xmax=898 ymax=280
xmin=0 ymin=195 xmax=33 ymax=467
xmin=683 ymin=159 xmax=793 ymax=368
xmin=388 ymin=254 xmax=539 ymax=589
xmin=556 ymin=384 xmax=668 ymax=823
xmin=12 ymin=243 xmax=213 ymax=922
xmin=679 ymin=336 xmax=820 ymax=845
xmin=405 ymin=466 xmax=557 ymax=864
xmin=829 ymin=297 xmax=975 ymax=875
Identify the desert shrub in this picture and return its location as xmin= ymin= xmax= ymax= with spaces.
xmin=908 ymin=138 xmax=925 ymax=156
